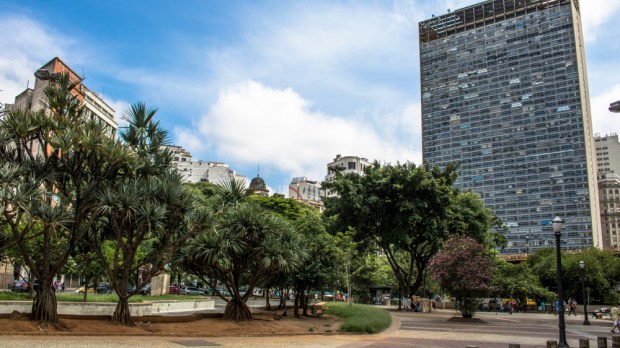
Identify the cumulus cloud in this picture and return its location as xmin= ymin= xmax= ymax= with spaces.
xmin=580 ymin=0 xmax=620 ymax=42
xmin=0 ymin=15 xmax=73 ymax=105
xmin=180 ymin=80 xmax=420 ymax=182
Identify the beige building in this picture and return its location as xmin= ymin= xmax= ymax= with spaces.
xmin=166 ymin=145 xmax=247 ymax=185
xmin=289 ymin=177 xmax=324 ymax=212
xmin=7 ymin=57 xmax=117 ymax=135
xmin=595 ymin=135 xmax=620 ymax=251
xmin=598 ymin=172 xmax=620 ymax=251
xmin=2 ymin=58 xmax=118 ymax=287
xmin=595 ymin=134 xmax=620 ymax=174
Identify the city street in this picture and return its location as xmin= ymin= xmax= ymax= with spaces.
xmin=1 ymin=308 xmax=617 ymax=347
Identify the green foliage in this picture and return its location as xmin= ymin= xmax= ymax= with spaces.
xmin=249 ymin=194 xmax=310 ymax=221
xmin=351 ymin=253 xmax=398 ymax=303
xmin=527 ymin=248 xmax=620 ymax=304
xmin=323 ymin=161 xmax=499 ymax=299
xmin=492 ymin=258 xmax=555 ymax=302
xmin=180 ymin=179 xmax=308 ymax=320
xmin=183 ymin=182 xmax=218 ymax=205
xmin=324 ymin=302 xmax=392 ymax=333
xmin=0 ymin=72 xmax=128 ymax=326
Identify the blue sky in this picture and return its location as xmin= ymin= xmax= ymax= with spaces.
xmin=1 ymin=0 xmax=620 ymax=194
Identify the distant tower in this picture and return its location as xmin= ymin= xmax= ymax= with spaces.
xmin=419 ymin=0 xmax=601 ymax=253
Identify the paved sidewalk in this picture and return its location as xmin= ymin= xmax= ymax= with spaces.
xmin=1 ymin=307 xmax=616 ymax=347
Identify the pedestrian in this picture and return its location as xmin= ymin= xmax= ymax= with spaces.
xmin=611 ymin=305 xmax=620 ymax=333
xmin=540 ymin=299 xmax=546 ymax=314
xmin=61 ymin=282 xmax=65 ymax=292
xmin=554 ymin=299 xmax=560 ymax=315
xmin=568 ymin=298 xmax=577 ymax=316
xmin=509 ymin=299 xmax=514 ymax=315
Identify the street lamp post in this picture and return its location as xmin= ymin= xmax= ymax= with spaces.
xmin=579 ymin=260 xmax=591 ymax=325
xmin=553 ymin=216 xmax=569 ymax=347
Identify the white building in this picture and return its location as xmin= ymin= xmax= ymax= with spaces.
xmin=324 ymin=154 xmax=372 ymax=197
xmin=165 ymin=145 xmax=247 ymax=185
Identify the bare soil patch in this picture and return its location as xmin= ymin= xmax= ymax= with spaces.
xmin=0 ymin=310 xmax=342 ymax=336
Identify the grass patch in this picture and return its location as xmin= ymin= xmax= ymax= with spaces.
xmin=324 ymin=302 xmax=392 ymax=334
xmin=0 ymin=292 xmax=207 ymax=303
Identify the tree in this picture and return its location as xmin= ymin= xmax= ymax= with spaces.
xmin=491 ymin=258 xmax=555 ymax=306
xmin=89 ymin=103 xmax=208 ymax=326
xmin=430 ymin=236 xmax=493 ymax=318
xmin=527 ymin=248 xmax=620 ymax=304
xmin=323 ymin=162 xmax=497 ymax=300
xmin=334 ymin=229 xmax=357 ymax=306
xmin=180 ymin=180 xmax=307 ymax=321
xmin=0 ymin=73 xmax=128 ymax=329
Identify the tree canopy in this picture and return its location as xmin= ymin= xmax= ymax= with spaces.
xmin=323 ymin=161 xmax=499 ymax=299
xmin=430 ymin=236 xmax=493 ymax=318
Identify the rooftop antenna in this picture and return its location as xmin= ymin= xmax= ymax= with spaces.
xmin=26 ymin=80 xmax=29 ymax=89
xmin=257 ymin=164 xmax=260 ymax=177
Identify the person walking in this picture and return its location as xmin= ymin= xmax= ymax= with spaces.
xmin=568 ymin=298 xmax=577 ymax=316
xmin=540 ymin=299 xmax=546 ymax=314
xmin=611 ymin=305 xmax=620 ymax=333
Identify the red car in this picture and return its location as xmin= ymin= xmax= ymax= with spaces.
xmin=168 ymin=285 xmax=180 ymax=294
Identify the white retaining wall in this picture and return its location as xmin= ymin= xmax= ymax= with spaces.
xmin=0 ymin=299 xmax=215 ymax=316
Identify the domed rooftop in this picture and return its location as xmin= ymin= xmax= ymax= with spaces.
xmin=249 ymin=175 xmax=267 ymax=191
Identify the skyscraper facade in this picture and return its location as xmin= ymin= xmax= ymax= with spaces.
xmin=419 ymin=0 xmax=601 ymax=253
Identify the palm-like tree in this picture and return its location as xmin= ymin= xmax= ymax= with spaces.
xmin=181 ymin=179 xmax=308 ymax=321
xmin=89 ymin=103 xmax=208 ymax=326
xmin=0 ymin=72 xmax=127 ymax=329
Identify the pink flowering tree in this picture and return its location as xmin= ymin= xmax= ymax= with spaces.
xmin=430 ymin=236 xmax=493 ymax=318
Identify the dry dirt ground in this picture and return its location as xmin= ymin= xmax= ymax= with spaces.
xmin=0 ymin=311 xmax=343 ymax=336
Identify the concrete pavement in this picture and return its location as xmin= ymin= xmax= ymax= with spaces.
xmin=1 ymin=307 xmax=617 ymax=347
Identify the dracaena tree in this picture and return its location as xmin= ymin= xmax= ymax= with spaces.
xmin=89 ymin=103 xmax=209 ymax=326
xmin=0 ymin=73 xmax=129 ymax=329
xmin=429 ymin=236 xmax=493 ymax=318
xmin=180 ymin=179 xmax=308 ymax=321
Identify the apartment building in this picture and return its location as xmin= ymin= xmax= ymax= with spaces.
xmin=420 ymin=0 xmax=601 ymax=253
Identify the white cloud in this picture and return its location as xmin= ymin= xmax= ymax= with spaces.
xmin=105 ymin=99 xmax=131 ymax=129
xmin=580 ymin=0 xmax=620 ymax=42
xmin=201 ymin=1 xmax=420 ymax=116
xmin=181 ymin=80 xmax=420 ymax=182
xmin=0 ymin=15 xmax=73 ymax=105
xmin=592 ymin=84 xmax=620 ymax=135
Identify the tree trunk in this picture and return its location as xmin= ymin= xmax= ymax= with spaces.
xmin=223 ymin=296 xmax=253 ymax=321
xmin=293 ymin=290 xmax=300 ymax=318
xmin=111 ymin=295 xmax=134 ymax=326
xmin=303 ymin=286 xmax=310 ymax=316
xmin=31 ymin=278 xmax=65 ymax=330
xmin=280 ymin=289 xmax=288 ymax=317
xmin=265 ymin=288 xmax=271 ymax=310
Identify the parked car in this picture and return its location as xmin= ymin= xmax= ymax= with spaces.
xmin=11 ymin=280 xmax=29 ymax=293
xmin=74 ymin=282 xmax=111 ymax=294
xmin=179 ymin=286 xmax=205 ymax=295
xmin=169 ymin=285 xmax=181 ymax=294
xmin=137 ymin=284 xmax=151 ymax=296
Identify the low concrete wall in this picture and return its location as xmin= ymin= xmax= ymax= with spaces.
xmin=0 ymin=299 xmax=215 ymax=316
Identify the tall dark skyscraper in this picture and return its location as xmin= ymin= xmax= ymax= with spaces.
xmin=419 ymin=0 xmax=601 ymax=253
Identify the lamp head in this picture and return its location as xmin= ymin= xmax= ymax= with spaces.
xmin=579 ymin=260 xmax=585 ymax=269
xmin=552 ymin=216 xmax=563 ymax=236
